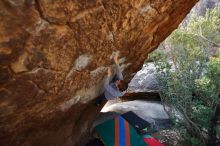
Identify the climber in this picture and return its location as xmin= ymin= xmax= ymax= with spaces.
xmin=95 ymin=53 xmax=128 ymax=106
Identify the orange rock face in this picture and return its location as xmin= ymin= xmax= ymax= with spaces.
xmin=0 ymin=0 xmax=197 ymax=146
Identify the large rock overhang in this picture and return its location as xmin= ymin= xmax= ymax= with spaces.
xmin=0 ymin=0 xmax=198 ymax=146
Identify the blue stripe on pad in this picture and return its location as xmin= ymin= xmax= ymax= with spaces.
xmin=119 ymin=116 xmax=126 ymax=146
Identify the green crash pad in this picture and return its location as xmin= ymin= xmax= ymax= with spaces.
xmin=95 ymin=116 xmax=148 ymax=146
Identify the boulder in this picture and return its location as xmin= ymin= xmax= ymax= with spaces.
xmin=0 ymin=0 xmax=198 ymax=146
xmin=128 ymin=63 xmax=159 ymax=92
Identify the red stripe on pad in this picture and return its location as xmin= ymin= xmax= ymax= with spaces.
xmin=124 ymin=120 xmax=131 ymax=146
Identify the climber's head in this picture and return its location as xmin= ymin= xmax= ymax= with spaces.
xmin=115 ymin=80 xmax=128 ymax=92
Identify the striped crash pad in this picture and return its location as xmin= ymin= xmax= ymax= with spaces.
xmin=95 ymin=116 xmax=148 ymax=146
xmin=121 ymin=111 xmax=150 ymax=133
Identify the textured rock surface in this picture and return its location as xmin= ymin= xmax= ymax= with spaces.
xmin=128 ymin=63 xmax=159 ymax=92
xmin=0 ymin=0 xmax=198 ymax=146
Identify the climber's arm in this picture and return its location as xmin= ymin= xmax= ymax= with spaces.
xmin=115 ymin=64 xmax=123 ymax=80
xmin=104 ymin=67 xmax=112 ymax=88
xmin=113 ymin=53 xmax=123 ymax=80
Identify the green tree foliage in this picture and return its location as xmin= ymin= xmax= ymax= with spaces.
xmin=150 ymin=4 xmax=220 ymax=146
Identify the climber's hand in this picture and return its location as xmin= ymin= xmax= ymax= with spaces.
xmin=107 ymin=67 xmax=112 ymax=77
xmin=113 ymin=52 xmax=120 ymax=64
